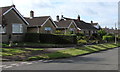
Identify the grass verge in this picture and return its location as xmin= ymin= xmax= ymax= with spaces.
xmin=27 ymin=43 xmax=119 ymax=61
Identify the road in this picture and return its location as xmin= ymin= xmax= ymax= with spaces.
xmin=2 ymin=48 xmax=119 ymax=70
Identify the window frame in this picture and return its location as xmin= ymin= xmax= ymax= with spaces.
xmin=12 ymin=24 xmax=23 ymax=33
xmin=44 ymin=27 xmax=52 ymax=31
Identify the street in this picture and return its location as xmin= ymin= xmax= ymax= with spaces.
xmin=2 ymin=48 xmax=119 ymax=70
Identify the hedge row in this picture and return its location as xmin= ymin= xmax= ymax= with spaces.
xmin=24 ymin=33 xmax=77 ymax=44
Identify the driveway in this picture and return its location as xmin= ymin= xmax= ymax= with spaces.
xmin=2 ymin=47 xmax=119 ymax=70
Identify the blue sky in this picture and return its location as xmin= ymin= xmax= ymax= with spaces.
xmin=0 ymin=0 xmax=119 ymax=29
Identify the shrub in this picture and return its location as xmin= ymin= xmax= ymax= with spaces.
xmin=98 ymin=29 xmax=107 ymax=37
xmin=76 ymin=32 xmax=85 ymax=36
xmin=102 ymin=35 xmax=114 ymax=42
xmin=24 ymin=33 xmax=40 ymax=42
xmin=78 ymin=39 xmax=87 ymax=44
xmin=0 ymin=43 xmax=9 ymax=47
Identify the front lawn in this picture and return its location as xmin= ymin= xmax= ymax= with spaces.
xmin=1 ymin=43 xmax=119 ymax=61
xmin=27 ymin=43 xmax=119 ymax=61
xmin=1 ymin=47 xmax=45 ymax=61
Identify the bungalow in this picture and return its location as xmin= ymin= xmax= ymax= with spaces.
xmin=90 ymin=20 xmax=101 ymax=30
xmin=25 ymin=11 xmax=57 ymax=34
xmin=102 ymin=27 xmax=117 ymax=34
xmin=60 ymin=15 xmax=98 ymax=35
xmin=54 ymin=15 xmax=78 ymax=34
xmin=0 ymin=5 xmax=29 ymax=43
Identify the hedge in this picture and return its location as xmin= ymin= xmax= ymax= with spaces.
xmin=24 ymin=33 xmax=77 ymax=44
xmin=102 ymin=35 xmax=114 ymax=42
xmin=24 ymin=33 xmax=40 ymax=42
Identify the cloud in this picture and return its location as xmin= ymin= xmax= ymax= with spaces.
xmin=0 ymin=0 xmax=118 ymax=28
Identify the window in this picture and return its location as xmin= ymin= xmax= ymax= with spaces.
xmin=0 ymin=25 xmax=6 ymax=33
xmin=12 ymin=24 xmax=23 ymax=33
xmin=70 ymin=28 xmax=74 ymax=34
xmin=70 ymin=28 xmax=74 ymax=31
xmin=45 ymin=27 xmax=51 ymax=31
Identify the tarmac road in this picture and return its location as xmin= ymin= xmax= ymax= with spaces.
xmin=2 ymin=47 xmax=119 ymax=70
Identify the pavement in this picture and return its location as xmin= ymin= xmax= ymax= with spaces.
xmin=1 ymin=47 xmax=119 ymax=70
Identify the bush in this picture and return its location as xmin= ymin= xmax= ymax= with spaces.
xmin=98 ymin=29 xmax=107 ymax=37
xmin=0 ymin=43 xmax=9 ymax=47
xmin=102 ymin=35 xmax=114 ymax=42
xmin=76 ymin=32 xmax=85 ymax=36
xmin=78 ymin=39 xmax=87 ymax=44
xmin=24 ymin=33 xmax=40 ymax=42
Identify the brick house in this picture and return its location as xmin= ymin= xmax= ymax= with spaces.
xmin=102 ymin=27 xmax=118 ymax=34
xmin=90 ymin=20 xmax=101 ymax=30
xmin=56 ymin=15 xmax=98 ymax=35
xmin=0 ymin=5 xmax=29 ymax=43
xmin=25 ymin=11 xmax=57 ymax=34
xmin=54 ymin=15 xmax=78 ymax=34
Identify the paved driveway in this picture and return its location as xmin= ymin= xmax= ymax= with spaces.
xmin=2 ymin=48 xmax=119 ymax=70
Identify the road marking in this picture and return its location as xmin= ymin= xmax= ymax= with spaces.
xmin=26 ymin=62 xmax=32 ymax=65
xmin=2 ymin=61 xmax=43 ymax=69
xmin=11 ymin=63 xmax=20 ymax=66
xmin=20 ymin=62 xmax=28 ymax=64
xmin=4 ymin=66 xmax=13 ymax=68
xmin=1 ymin=65 xmax=6 ymax=67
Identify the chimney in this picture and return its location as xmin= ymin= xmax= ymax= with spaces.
xmin=77 ymin=15 xmax=80 ymax=21
xmin=60 ymin=15 xmax=64 ymax=21
xmin=56 ymin=15 xmax=59 ymax=22
xmin=91 ymin=20 xmax=93 ymax=24
xmin=30 ymin=10 xmax=34 ymax=19
xmin=61 ymin=15 xmax=64 ymax=19
xmin=12 ymin=4 xmax=15 ymax=7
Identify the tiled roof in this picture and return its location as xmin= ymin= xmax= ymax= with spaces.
xmin=63 ymin=17 xmax=97 ymax=30
xmin=0 ymin=6 xmax=13 ymax=24
xmin=91 ymin=23 xmax=98 ymax=25
xmin=54 ymin=20 xmax=73 ymax=28
xmin=74 ymin=20 xmax=97 ymax=30
xmin=0 ymin=6 xmax=13 ymax=16
xmin=24 ymin=16 xmax=50 ymax=27
xmin=0 ymin=5 xmax=29 ymax=25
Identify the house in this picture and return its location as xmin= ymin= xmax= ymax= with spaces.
xmin=56 ymin=15 xmax=98 ymax=35
xmin=102 ymin=27 xmax=118 ymax=34
xmin=25 ymin=11 xmax=57 ymax=34
xmin=54 ymin=15 xmax=78 ymax=34
xmin=0 ymin=5 xmax=29 ymax=43
xmin=90 ymin=21 xmax=101 ymax=30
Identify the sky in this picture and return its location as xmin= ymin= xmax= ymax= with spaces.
xmin=0 ymin=0 xmax=119 ymax=29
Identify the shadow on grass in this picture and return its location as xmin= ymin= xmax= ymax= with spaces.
xmin=79 ymin=46 xmax=96 ymax=52
xmin=86 ymin=46 xmax=102 ymax=51
xmin=26 ymin=51 xmax=73 ymax=61
xmin=96 ymin=44 xmax=109 ymax=49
